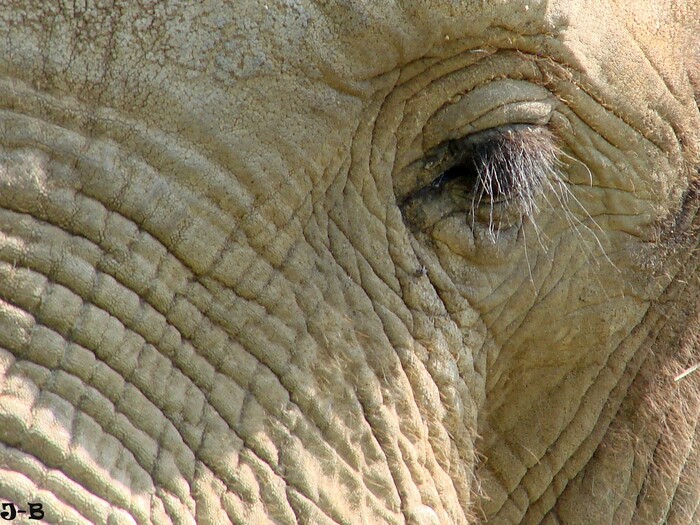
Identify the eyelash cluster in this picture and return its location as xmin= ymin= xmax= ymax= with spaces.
xmin=403 ymin=123 xmax=610 ymax=276
xmin=431 ymin=125 xmax=565 ymax=241
xmin=470 ymin=126 xmax=561 ymax=239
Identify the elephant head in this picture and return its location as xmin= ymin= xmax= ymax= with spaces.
xmin=1 ymin=1 xmax=699 ymax=523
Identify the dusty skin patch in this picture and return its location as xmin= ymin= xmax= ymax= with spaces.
xmin=0 ymin=1 xmax=699 ymax=524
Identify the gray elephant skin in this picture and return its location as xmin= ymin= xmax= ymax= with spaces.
xmin=1 ymin=1 xmax=699 ymax=524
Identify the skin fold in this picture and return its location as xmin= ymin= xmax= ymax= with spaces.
xmin=0 ymin=1 xmax=698 ymax=523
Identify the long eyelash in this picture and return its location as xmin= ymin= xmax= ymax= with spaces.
xmin=475 ymin=127 xmax=615 ymax=281
xmin=420 ymin=125 xmax=609 ymax=268
xmin=471 ymin=126 xmax=560 ymax=240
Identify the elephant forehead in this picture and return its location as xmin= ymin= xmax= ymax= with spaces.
xmin=1 ymin=2 xmax=693 ymax=120
xmin=3 ymin=1 xmax=697 ymax=185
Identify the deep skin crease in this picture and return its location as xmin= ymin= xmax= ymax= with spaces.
xmin=0 ymin=1 xmax=699 ymax=524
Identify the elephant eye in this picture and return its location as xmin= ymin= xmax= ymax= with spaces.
xmin=401 ymin=124 xmax=561 ymax=239
xmin=431 ymin=125 xmax=558 ymax=209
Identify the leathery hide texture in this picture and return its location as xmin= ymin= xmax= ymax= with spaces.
xmin=0 ymin=2 xmax=699 ymax=524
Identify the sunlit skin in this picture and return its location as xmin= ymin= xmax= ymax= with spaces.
xmin=0 ymin=2 xmax=698 ymax=524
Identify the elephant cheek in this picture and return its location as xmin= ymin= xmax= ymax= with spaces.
xmin=0 ymin=137 xmax=493 ymax=523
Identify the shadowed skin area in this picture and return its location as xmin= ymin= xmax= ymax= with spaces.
xmin=0 ymin=1 xmax=699 ymax=524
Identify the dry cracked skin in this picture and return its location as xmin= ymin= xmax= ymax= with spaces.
xmin=0 ymin=1 xmax=699 ymax=524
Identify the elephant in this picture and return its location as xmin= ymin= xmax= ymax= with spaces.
xmin=0 ymin=1 xmax=699 ymax=523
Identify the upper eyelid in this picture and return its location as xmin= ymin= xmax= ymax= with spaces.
xmin=420 ymin=80 xmax=557 ymax=152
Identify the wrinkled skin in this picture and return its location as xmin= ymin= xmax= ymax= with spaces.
xmin=1 ymin=1 xmax=699 ymax=524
